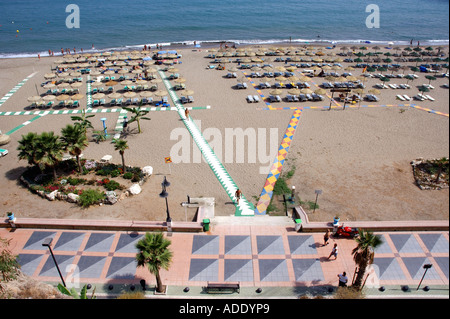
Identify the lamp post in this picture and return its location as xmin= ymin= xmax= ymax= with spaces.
xmin=313 ymin=189 xmax=323 ymax=214
xmin=100 ymin=117 xmax=107 ymax=137
xmin=159 ymin=176 xmax=172 ymax=222
xmin=42 ymin=238 xmax=66 ymax=287
xmin=417 ymin=264 xmax=433 ymax=290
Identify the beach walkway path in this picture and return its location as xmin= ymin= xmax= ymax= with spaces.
xmin=158 ymin=68 xmax=255 ymax=217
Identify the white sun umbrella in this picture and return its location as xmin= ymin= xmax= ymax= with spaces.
xmin=58 ymin=82 xmax=70 ymax=88
xmin=42 ymin=95 xmax=56 ymax=101
xmin=91 ymin=81 xmax=104 ymax=87
xmin=90 ymin=70 xmax=101 ymax=76
xmin=71 ymin=82 xmax=83 ymax=88
xmin=44 ymin=73 xmax=57 ymax=79
xmin=123 ymin=91 xmax=137 ymax=98
xmin=43 ymin=83 xmax=56 ymax=89
xmin=180 ymin=90 xmax=194 ymax=96
xmin=140 ymin=91 xmax=153 ymax=98
xmin=135 ymin=79 xmax=147 ymax=85
xmin=92 ymin=93 xmax=106 ymax=99
xmin=108 ymin=92 xmax=122 ymax=99
xmin=121 ymin=80 xmax=134 ymax=86
xmin=27 ymin=96 xmax=41 ymax=102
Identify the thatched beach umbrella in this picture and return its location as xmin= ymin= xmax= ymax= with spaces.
xmin=57 ymin=94 xmax=70 ymax=101
xmin=140 ymin=91 xmax=153 ymax=98
xmin=288 ymin=88 xmax=301 ymax=95
xmin=44 ymin=73 xmax=57 ymax=79
xmin=180 ymin=90 xmax=194 ymax=96
xmin=269 ymin=89 xmax=283 ymax=95
xmin=92 ymin=93 xmax=106 ymax=99
xmin=42 ymin=95 xmax=56 ymax=101
xmin=108 ymin=92 xmax=122 ymax=100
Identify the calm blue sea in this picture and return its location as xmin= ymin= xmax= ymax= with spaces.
xmin=0 ymin=0 xmax=448 ymax=58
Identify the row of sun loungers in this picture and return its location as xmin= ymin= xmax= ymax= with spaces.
xmin=414 ymin=94 xmax=435 ymax=101
xmin=30 ymin=100 xmax=81 ymax=109
xmin=264 ymin=93 xmax=325 ymax=103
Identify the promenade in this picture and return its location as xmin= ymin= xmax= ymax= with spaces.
xmin=1 ymin=215 xmax=448 ymax=299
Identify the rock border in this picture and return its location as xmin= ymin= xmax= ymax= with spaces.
xmin=20 ymin=162 xmax=153 ymax=206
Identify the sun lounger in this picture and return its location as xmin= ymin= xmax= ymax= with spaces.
xmin=253 ymin=95 xmax=260 ymax=103
xmin=66 ymin=100 xmax=74 ymax=108
xmin=425 ymin=95 xmax=435 ymax=101
xmin=0 ymin=149 xmax=8 ymax=157
xmin=403 ymin=95 xmax=412 ymax=101
xmin=73 ymin=100 xmax=80 ymax=108
xmin=180 ymin=96 xmax=188 ymax=104
xmin=125 ymin=99 xmax=132 ymax=105
xmin=299 ymin=94 xmax=307 ymax=102
xmin=116 ymin=99 xmax=123 ymax=106
xmin=187 ymin=96 xmax=194 ymax=103
xmin=286 ymin=95 xmax=294 ymax=102
xmin=93 ymin=100 xmax=100 ymax=107
xmin=414 ymin=95 xmax=426 ymax=101
xmin=397 ymin=95 xmax=406 ymax=101
xmin=247 ymin=95 xmax=254 ymax=103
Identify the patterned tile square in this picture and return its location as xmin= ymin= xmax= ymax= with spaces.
xmin=189 ymin=259 xmax=219 ymax=282
xmin=192 ymin=235 xmax=219 ymax=255
xmin=292 ymin=258 xmax=324 ymax=282
xmin=23 ymin=231 xmax=56 ymax=251
xmin=84 ymin=233 xmax=115 ymax=252
xmin=17 ymin=254 xmax=44 ymax=276
xmin=224 ymin=259 xmax=254 ymax=282
xmin=77 ymin=256 xmax=107 ymax=278
xmin=54 ymin=232 xmax=85 ymax=251
xmin=257 ymin=236 xmax=285 ymax=255
xmin=225 ymin=236 xmax=252 ymax=255
xmin=288 ymin=235 xmax=317 ymax=255
xmin=115 ymin=233 xmax=143 ymax=254
xmin=258 ymin=259 xmax=290 ymax=282
xmin=372 ymin=257 xmax=406 ymax=280
xmin=106 ymin=257 xmax=137 ymax=279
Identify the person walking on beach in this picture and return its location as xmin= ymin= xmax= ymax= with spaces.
xmin=123 ymin=116 xmax=128 ymax=132
xmin=323 ymin=229 xmax=330 ymax=246
xmin=338 ymin=272 xmax=348 ymax=287
xmin=328 ymin=243 xmax=338 ymax=260
xmin=235 ymin=189 xmax=242 ymax=205
xmin=184 ymin=108 xmax=190 ymax=121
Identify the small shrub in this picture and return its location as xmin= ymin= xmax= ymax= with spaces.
xmin=104 ymin=180 xmax=121 ymax=191
xmin=78 ymin=189 xmax=105 ymax=208
xmin=123 ymin=172 xmax=133 ymax=179
xmin=110 ymin=169 xmax=120 ymax=178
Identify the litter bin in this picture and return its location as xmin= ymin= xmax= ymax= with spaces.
xmin=294 ymin=219 xmax=302 ymax=232
xmin=203 ymin=219 xmax=210 ymax=232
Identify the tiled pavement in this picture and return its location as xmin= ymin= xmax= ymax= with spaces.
xmin=1 ymin=224 xmax=448 ymax=298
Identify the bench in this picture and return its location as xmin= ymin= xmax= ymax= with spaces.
xmin=205 ymin=282 xmax=240 ymax=294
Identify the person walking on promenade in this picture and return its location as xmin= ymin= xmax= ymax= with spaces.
xmin=338 ymin=272 xmax=348 ymax=287
xmin=235 ymin=189 xmax=242 ymax=205
xmin=323 ymin=229 xmax=330 ymax=246
xmin=328 ymin=243 xmax=338 ymax=260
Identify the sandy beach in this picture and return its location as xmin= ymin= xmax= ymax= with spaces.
xmin=0 ymin=43 xmax=448 ymax=224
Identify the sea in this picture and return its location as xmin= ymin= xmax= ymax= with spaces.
xmin=0 ymin=0 xmax=448 ymax=58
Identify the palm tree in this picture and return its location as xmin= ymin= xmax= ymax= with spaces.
xmin=17 ymin=132 xmax=40 ymax=167
xmin=71 ymin=109 xmax=95 ymax=137
xmin=135 ymin=232 xmax=173 ymax=293
xmin=122 ymin=103 xmax=151 ymax=134
xmin=61 ymin=124 xmax=89 ymax=173
xmin=111 ymin=138 xmax=128 ymax=172
xmin=35 ymin=132 xmax=64 ymax=181
xmin=352 ymin=229 xmax=383 ymax=289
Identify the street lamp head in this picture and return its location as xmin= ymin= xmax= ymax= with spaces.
xmin=159 ymin=190 xmax=168 ymax=198
xmin=42 ymin=238 xmax=53 ymax=247
xmin=423 ymin=264 xmax=433 ymax=269
xmin=162 ymin=176 xmax=170 ymax=188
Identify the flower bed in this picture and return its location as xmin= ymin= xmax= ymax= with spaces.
xmin=411 ymin=157 xmax=449 ymax=190
xmin=20 ymin=158 xmax=152 ymax=207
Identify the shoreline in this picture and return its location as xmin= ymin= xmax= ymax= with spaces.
xmin=1 ymin=38 xmax=448 ymax=59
